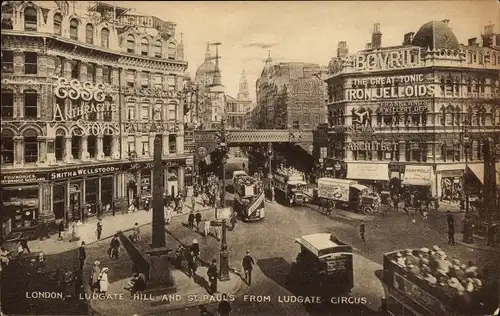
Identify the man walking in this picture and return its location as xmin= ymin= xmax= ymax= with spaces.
xmin=58 ymin=220 xmax=65 ymax=240
xmin=242 ymin=250 xmax=255 ymax=285
xmin=217 ymin=293 xmax=232 ymax=316
xmin=78 ymin=241 xmax=86 ymax=271
xmin=191 ymin=195 xmax=197 ymax=212
xmin=109 ymin=234 xmax=120 ymax=260
xmin=359 ymin=220 xmax=366 ymax=242
xmin=187 ymin=250 xmax=198 ymax=278
xmin=96 ymin=219 xmax=103 ymax=240
xmin=188 ymin=211 xmax=195 ymax=230
xmin=448 ymin=219 xmax=456 ymax=246
xmin=195 ymin=211 xmax=202 ymax=231
xmin=229 ymin=212 xmax=237 ymax=231
xmin=207 ymin=259 xmax=218 ymax=294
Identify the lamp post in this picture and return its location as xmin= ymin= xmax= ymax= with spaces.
xmin=267 ymin=142 xmax=275 ymax=202
xmin=462 ymin=120 xmax=474 ymax=244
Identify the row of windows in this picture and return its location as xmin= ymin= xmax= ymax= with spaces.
xmin=126 ymin=135 xmax=177 ymax=156
xmin=2 ymin=5 xmax=175 ymax=58
xmin=126 ymin=70 xmax=176 ymax=90
xmin=126 ymin=104 xmax=177 ymax=121
xmin=1 ymin=89 xmax=38 ymax=119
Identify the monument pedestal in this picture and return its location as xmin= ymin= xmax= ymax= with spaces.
xmin=145 ymin=247 xmax=177 ymax=295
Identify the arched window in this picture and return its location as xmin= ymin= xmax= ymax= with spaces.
xmin=126 ymin=35 xmax=135 ymax=53
xmin=23 ymin=129 xmax=38 ymax=163
xmin=53 ymin=13 xmax=62 ymax=35
xmin=141 ymin=38 xmax=149 ymax=56
xmin=154 ymin=40 xmax=162 ymax=58
xmin=1 ymin=130 xmax=14 ymax=164
xmin=167 ymin=42 xmax=176 ymax=59
xmin=101 ymin=28 xmax=109 ymax=48
xmin=69 ymin=18 xmax=79 ymax=40
xmin=85 ymin=24 xmax=94 ymax=44
xmin=1 ymin=5 xmax=14 ymax=29
xmin=24 ymin=7 xmax=38 ymax=31
xmin=24 ymin=89 xmax=38 ymax=118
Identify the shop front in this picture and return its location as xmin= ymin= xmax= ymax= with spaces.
xmin=323 ymin=159 xmax=347 ymax=179
xmin=435 ymin=164 xmax=465 ymax=202
xmin=402 ymin=165 xmax=434 ymax=198
xmin=388 ymin=162 xmax=406 ymax=194
xmin=346 ymin=162 xmax=390 ymax=192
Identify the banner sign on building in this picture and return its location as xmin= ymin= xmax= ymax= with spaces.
xmin=124 ymin=159 xmax=186 ymax=172
xmin=1 ymin=173 xmax=47 ymax=185
xmin=49 ymin=164 xmax=122 ymax=180
xmin=345 ymin=141 xmax=395 ymax=151
xmin=351 ymin=47 xmax=421 ymax=72
xmin=402 ymin=165 xmax=433 ymax=186
xmin=347 ymin=163 xmax=389 ymax=181
xmin=379 ymin=100 xmax=429 ymax=114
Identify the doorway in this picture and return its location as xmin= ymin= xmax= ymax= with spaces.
xmin=68 ymin=184 xmax=81 ymax=222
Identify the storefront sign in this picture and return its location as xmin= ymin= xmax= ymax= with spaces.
xmin=346 ymin=74 xmax=434 ymax=101
xmin=345 ymin=141 xmax=394 ymax=151
xmin=388 ymin=163 xmax=405 ymax=173
xmin=1 ymin=173 xmax=47 ymax=185
xmin=123 ymin=159 xmax=185 ymax=172
xmin=49 ymin=164 xmax=121 ymax=180
xmin=379 ymin=100 xmax=428 ymax=114
xmin=331 ymin=125 xmax=374 ymax=134
xmin=351 ymin=47 xmax=421 ymax=71
xmin=346 ymin=163 xmax=389 ymax=181
xmin=403 ymin=165 xmax=432 ymax=185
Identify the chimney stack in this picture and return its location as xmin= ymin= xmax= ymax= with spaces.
xmin=337 ymin=41 xmax=349 ymax=58
xmin=442 ymin=19 xmax=450 ymax=26
xmin=468 ymin=37 xmax=478 ymax=46
xmin=371 ymin=23 xmax=382 ymax=49
xmin=403 ymin=32 xmax=415 ymax=45
xmin=365 ymin=43 xmax=372 ymax=50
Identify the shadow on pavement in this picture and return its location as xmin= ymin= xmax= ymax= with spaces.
xmin=193 ymin=274 xmax=211 ymax=294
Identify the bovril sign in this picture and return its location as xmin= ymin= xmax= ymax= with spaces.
xmin=49 ymin=165 xmax=120 ymax=180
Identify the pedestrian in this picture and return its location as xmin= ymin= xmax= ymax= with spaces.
xmin=109 ymin=234 xmax=120 ymax=259
xmin=229 ymin=212 xmax=237 ymax=231
xmin=133 ymin=223 xmax=141 ymax=242
xmin=204 ymin=219 xmax=211 ymax=237
xmin=96 ymin=219 xmax=103 ymax=240
xmin=98 ymin=267 xmax=109 ymax=294
xmin=188 ymin=211 xmax=195 ymax=229
xmin=191 ymin=239 xmax=200 ymax=257
xmin=91 ymin=261 xmax=101 ymax=293
xmin=359 ymin=220 xmax=366 ymax=242
xmin=70 ymin=219 xmax=80 ymax=242
xmin=207 ymin=259 xmax=218 ymax=294
xmin=78 ymin=241 xmax=86 ymax=271
xmin=195 ymin=211 xmax=202 ymax=230
xmin=217 ymin=293 xmax=232 ymax=316
xmin=242 ymin=250 xmax=255 ymax=285
xmin=60 ymin=270 xmax=75 ymax=300
xmin=393 ymin=194 xmax=399 ymax=212
xmin=20 ymin=237 xmax=31 ymax=253
xmin=448 ymin=220 xmax=456 ymax=246
xmin=191 ymin=195 xmax=197 ymax=211
xmin=325 ymin=200 xmax=333 ymax=215
xmin=487 ymin=224 xmax=496 ymax=246
xmin=58 ymin=220 xmax=65 ymax=240
xmin=187 ymin=250 xmax=198 ymax=278
xmin=447 ymin=211 xmax=454 ymax=226
xmin=215 ymin=223 xmax=222 ymax=240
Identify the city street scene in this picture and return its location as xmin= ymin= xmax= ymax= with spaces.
xmin=1 ymin=1 xmax=500 ymax=316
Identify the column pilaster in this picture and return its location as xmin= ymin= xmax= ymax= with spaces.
xmin=163 ymin=133 xmax=169 ymax=155
xmin=46 ymin=137 xmax=56 ymax=165
xmin=81 ymin=135 xmax=90 ymax=161
xmin=135 ymin=135 xmax=142 ymax=157
xmin=112 ymin=135 xmax=120 ymax=159
xmin=64 ymin=136 xmax=73 ymax=162
xmin=178 ymin=166 xmax=185 ymax=191
xmin=13 ymin=136 xmax=24 ymax=168
xmin=399 ymin=141 xmax=406 ymax=162
xmin=79 ymin=61 xmax=87 ymax=83
xmin=96 ymin=135 xmax=104 ymax=160
xmin=37 ymin=136 xmax=48 ymax=166
xmin=95 ymin=65 xmax=103 ymax=84
xmin=176 ymin=132 xmax=184 ymax=154
xmin=149 ymin=132 xmax=155 ymax=157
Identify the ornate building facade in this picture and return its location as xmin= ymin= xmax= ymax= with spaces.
xmin=324 ymin=21 xmax=500 ymax=200
xmin=225 ymin=70 xmax=252 ymax=129
xmin=0 ymin=1 xmax=188 ymax=235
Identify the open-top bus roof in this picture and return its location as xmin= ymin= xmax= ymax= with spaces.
xmin=295 ymin=233 xmax=352 ymax=258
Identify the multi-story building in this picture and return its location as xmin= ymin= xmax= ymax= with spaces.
xmin=0 ymin=1 xmax=189 ymax=235
xmin=243 ymin=103 xmax=257 ymax=129
xmin=254 ymin=54 xmax=326 ymax=129
xmin=225 ymin=70 xmax=253 ymax=129
xmin=323 ymin=21 xmax=500 ymax=203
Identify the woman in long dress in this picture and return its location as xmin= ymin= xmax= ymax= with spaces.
xmin=99 ymin=267 xmax=109 ymax=294
xmin=91 ymin=261 xmax=101 ymax=293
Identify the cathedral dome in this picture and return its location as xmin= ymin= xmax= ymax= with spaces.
xmin=411 ymin=21 xmax=459 ymax=50
xmin=195 ymin=61 xmax=216 ymax=80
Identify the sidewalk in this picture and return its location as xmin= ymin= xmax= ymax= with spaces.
xmin=27 ymin=197 xmax=212 ymax=255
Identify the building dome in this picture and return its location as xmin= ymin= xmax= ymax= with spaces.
xmin=411 ymin=21 xmax=459 ymax=50
xmin=195 ymin=61 xmax=216 ymax=80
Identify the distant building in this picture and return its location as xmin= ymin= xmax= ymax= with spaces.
xmin=254 ymin=53 xmax=326 ymax=129
xmin=225 ymin=70 xmax=253 ymax=129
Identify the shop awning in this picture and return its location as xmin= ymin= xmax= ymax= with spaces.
xmin=468 ymin=163 xmax=500 ymax=184
xmin=402 ymin=165 xmax=433 ymax=186
xmin=436 ymin=164 xmax=465 ymax=171
xmin=346 ymin=163 xmax=389 ymax=181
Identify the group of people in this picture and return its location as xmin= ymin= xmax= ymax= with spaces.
xmin=393 ymin=245 xmax=483 ymax=299
xmin=90 ymin=260 xmax=110 ymax=294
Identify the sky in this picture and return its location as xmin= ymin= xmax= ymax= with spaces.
xmin=93 ymin=1 xmax=498 ymax=100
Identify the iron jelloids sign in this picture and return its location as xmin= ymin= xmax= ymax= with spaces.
xmin=53 ymin=78 xmax=118 ymax=136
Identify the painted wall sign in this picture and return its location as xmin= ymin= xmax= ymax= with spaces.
xmin=345 ymin=141 xmax=395 ymax=151
xmin=332 ymin=125 xmax=374 ymax=134
xmin=379 ymin=100 xmax=428 ymax=114
xmin=351 ymin=47 xmax=421 ymax=71
xmin=1 ymin=173 xmax=47 ymax=185
xmin=403 ymin=165 xmax=433 ymax=184
xmin=49 ymin=164 xmax=122 ymax=180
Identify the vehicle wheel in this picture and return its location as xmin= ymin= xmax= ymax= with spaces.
xmin=361 ymin=206 xmax=371 ymax=214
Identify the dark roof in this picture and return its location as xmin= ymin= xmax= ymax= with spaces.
xmin=412 ymin=21 xmax=460 ymax=50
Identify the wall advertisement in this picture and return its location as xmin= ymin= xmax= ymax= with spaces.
xmin=402 ymin=165 xmax=433 ymax=186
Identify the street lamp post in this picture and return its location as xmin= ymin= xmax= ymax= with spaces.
xmin=267 ymin=142 xmax=275 ymax=202
xmin=462 ymin=120 xmax=474 ymax=244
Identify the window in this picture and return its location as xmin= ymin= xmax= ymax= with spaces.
xmin=53 ymin=13 xmax=62 ymax=35
xmin=87 ymin=135 xmax=96 ymax=158
xmin=24 ymin=52 xmax=38 ymax=75
xmin=1 ymin=89 xmax=14 ymax=119
xmin=85 ymin=24 xmax=94 ymax=44
xmin=154 ymin=74 xmax=162 ymax=89
xmin=103 ymin=66 xmax=112 ymax=84
xmin=167 ymin=76 xmax=176 ymax=90
xmin=126 ymin=35 xmax=135 ymax=53
xmin=168 ymin=134 xmax=176 ymax=153
xmin=126 ymin=71 xmax=135 ymax=87
xmin=127 ymin=141 xmax=135 ymax=155
xmin=141 ymin=104 xmax=149 ymax=120
xmin=24 ymin=89 xmax=38 ymax=118
xmin=24 ymin=130 xmax=38 ymax=163
xmin=24 ymin=7 xmax=37 ymax=31
xmin=87 ymin=63 xmax=96 ymax=82
xmin=103 ymin=135 xmax=112 ymax=157
xmin=1 ymin=130 xmax=14 ymax=164
xmin=71 ymin=61 xmax=80 ymax=79
xmin=71 ymin=136 xmax=80 ymax=159
xmin=168 ymin=103 xmax=176 ymax=120
xmin=54 ymin=56 xmax=64 ymax=77
xmin=141 ymin=141 xmax=149 ymax=156
xmin=127 ymin=105 xmax=136 ymax=120
xmin=101 ymin=28 xmax=109 ymax=48
xmin=141 ymin=38 xmax=149 ymax=56
xmin=154 ymin=40 xmax=162 ymax=58
xmin=1 ymin=5 xmax=14 ymax=29
xmin=103 ymin=96 xmax=113 ymax=121
xmin=55 ymin=136 xmax=64 ymax=161
xmin=53 ymin=184 xmax=65 ymax=220
xmin=153 ymin=104 xmax=161 ymax=121
xmin=69 ymin=19 xmax=79 ymax=40
xmin=141 ymin=72 xmax=149 ymax=88
xmin=167 ymin=42 xmax=176 ymax=59
xmin=2 ymin=51 xmax=13 ymax=73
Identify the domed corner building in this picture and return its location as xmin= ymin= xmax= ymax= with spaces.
xmin=323 ymin=21 xmax=500 ymax=217
xmin=411 ymin=20 xmax=460 ymax=50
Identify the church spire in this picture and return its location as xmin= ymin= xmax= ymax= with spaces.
xmin=237 ymin=69 xmax=249 ymax=101
xmin=177 ymin=32 xmax=184 ymax=61
xmin=204 ymin=43 xmax=212 ymax=61
xmin=265 ymin=49 xmax=273 ymax=64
